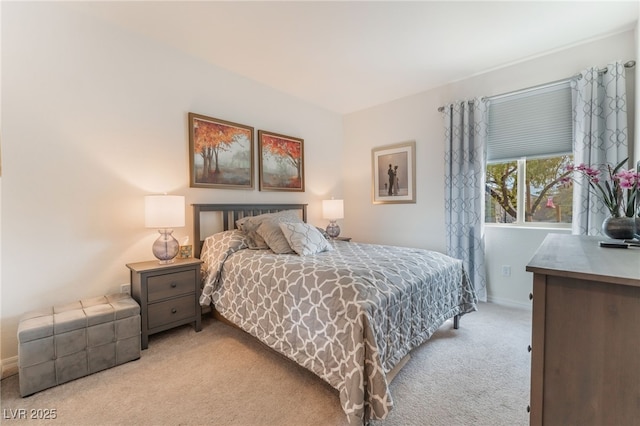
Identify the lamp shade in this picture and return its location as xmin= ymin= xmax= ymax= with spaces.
xmin=145 ymin=195 xmax=185 ymax=228
xmin=322 ymin=199 xmax=344 ymax=220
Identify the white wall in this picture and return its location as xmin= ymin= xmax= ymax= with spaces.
xmin=484 ymin=226 xmax=571 ymax=306
xmin=1 ymin=3 xmax=343 ymax=361
xmin=343 ymin=30 xmax=636 ymax=307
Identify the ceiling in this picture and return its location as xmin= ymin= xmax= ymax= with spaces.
xmin=67 ymin=1 xmax=639 ymax=115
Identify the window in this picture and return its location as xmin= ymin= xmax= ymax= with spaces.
xmin=485 ymin=81 xmax=573 ymax=225
xmin=486 ymin=155 xmax=574 ymax=224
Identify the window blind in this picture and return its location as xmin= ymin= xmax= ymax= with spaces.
xmin=487 ymin=81 xmax=573 ymax=162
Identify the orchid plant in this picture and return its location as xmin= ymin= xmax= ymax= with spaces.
xmin=562 ymin=158 xmax=639 ymax=218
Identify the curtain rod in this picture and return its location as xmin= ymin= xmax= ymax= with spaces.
xmin=437 ymin=60 xmax=636 ymax=112
xmin=575 ymin=60 xmax=636 ymax=79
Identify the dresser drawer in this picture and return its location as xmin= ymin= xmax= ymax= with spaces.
xmin=147 ymin=270 xmax=195 ymax=302
xmin=147 ymin=295 xmax=195 ymax=329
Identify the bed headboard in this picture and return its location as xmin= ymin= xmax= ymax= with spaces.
xmin=192 ymin=203 xmax=308 ymax=258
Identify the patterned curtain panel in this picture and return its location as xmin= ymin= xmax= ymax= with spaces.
xmin=443 ymin=99 xmax=487 ymax=301
xmin=571 ymin=61 xmax=629 ymax=236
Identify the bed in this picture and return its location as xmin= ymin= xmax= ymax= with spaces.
xmin=193 ymin=203 xmax=478 ymax=423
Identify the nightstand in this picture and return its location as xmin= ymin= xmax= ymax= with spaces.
xmin=334 ymin=236 xmax=352 ymax=242
xmin=126 ymin=258 xmax=203 ymax=349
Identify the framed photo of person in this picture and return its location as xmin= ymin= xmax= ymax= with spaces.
xmin=371 ymin=140 xmax=416 ymax=204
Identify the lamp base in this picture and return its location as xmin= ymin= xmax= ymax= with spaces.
xmin=152 ymin=229 xmax=179 ymax=264
xmin=326 ymin=221 xmax=341 ymax=239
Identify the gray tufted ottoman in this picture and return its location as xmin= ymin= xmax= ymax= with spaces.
xmin=17 ymin=293 xmax=141 ymax=397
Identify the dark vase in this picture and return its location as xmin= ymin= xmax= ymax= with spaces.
xmin=602 ymin=216 xmax=636 ymax=240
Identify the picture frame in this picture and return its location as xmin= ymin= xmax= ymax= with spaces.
xmin=258 ymin=130 xmax=305 ymax=192
xmin=188 ymin=112 xmax=254 ymax=189
xmin=372 ymin=140 xmax=416 ymax=204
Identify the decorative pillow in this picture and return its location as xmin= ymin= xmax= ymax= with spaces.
xmin=279 ymin=222 xmax=333 ymax=256
xmin=256 ymin=220 xmax=296 ymax=254
xmin=236 ymin=222 xmax=269 ymax=250
xmin=315 ymin=226 xmax=330 ymax=240
xmin=236 ymin=210 xmax=303 ymax=250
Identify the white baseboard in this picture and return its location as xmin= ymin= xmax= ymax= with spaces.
xmin=486 ymin=296 xmax=532 ymax=310
xmin=1 ymin=356 xmax=18 ymax=379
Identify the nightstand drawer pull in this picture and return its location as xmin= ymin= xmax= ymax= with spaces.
xmin=147 ymin=270 xmax=196 ymax=302
xmin=171 ymin=308 xmax=177 ymax=314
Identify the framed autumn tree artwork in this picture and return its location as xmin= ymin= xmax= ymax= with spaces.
xmin=258 ymin=130 xmax=305 ymax=192
xmin=188 ymin=113 xmax=254 ymax=189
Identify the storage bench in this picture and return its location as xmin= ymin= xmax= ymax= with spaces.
xmin=17 ymin=293 xmax=141 ymax=397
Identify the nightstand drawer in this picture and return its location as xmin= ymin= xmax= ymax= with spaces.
xmin=147 ymin=270 xmax=195 ymax=302
xmin=147 ymin=295 xmax=195 ymax=329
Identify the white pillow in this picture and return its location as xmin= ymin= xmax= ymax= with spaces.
xmin=278 ymin=222 xmax=333 ymax=256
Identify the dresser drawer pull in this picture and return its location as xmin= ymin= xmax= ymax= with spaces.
xmin=171 ymin=308 xmax=177 ymax=314
xmin=528 ymin=345 xmax=532 ymax=352
xmin=527 ymin=405 xmax=530 ymax=413
xmin=529 ymin=293 xmax=533 ymax=300
xmin=171 ymin=282 xmax=177 ymax=288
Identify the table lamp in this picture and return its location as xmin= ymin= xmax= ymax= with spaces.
xmin=322 ymin=199 xmax=344 ymax=239
xmin=145 ymin=194 xmax=185 ymax=264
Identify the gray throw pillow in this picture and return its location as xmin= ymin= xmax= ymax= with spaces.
xmin=256 ymin=219 xmax=295 ymax=254
xmin=236 ymin=210 xmax=303 ymax=250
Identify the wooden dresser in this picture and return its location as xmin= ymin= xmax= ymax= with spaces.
xmin=526 ymin=234 xmax=640 ymax=426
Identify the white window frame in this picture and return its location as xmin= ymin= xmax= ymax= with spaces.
xmin=486 ymin=157 xmax=571 ymax=229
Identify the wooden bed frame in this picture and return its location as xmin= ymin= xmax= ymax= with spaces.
xmin=192 ymin=202 xmax=460 ymax=329
xmin=192 ymin=202 xmax=415 ymax=393
xmin=192 ymin=204 xmax=460 ymax=330
xmin=192 ymin=202 xmax=470 ymax=422
xmin=192 ymin=203 xmax=307 ymax=258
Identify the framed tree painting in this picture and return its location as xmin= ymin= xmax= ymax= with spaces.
xmin=372 ymin=140 xmax=416 ymax=204
xmin=258 ymin=130 xmax=305 ymax=192
xmin=188 ymin=112 xmax=254 ymax=189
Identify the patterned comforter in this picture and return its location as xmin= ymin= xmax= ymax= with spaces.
xmin=199 ymin=230 xmax=478 ymax=422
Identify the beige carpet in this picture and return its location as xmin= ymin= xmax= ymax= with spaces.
xmin=0 ymin=302 xmax=531 ymax=425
